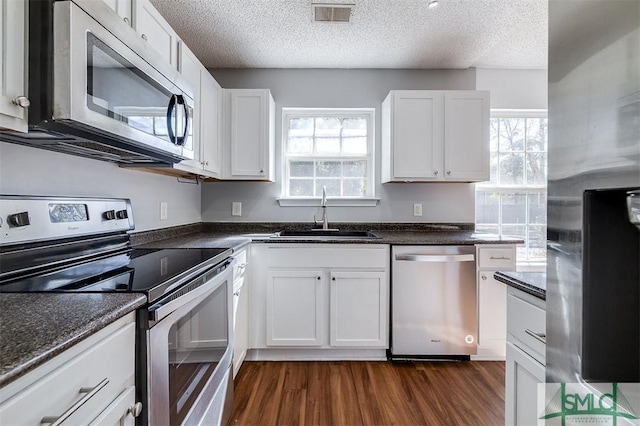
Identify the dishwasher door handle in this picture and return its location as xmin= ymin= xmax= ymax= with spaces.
xmin=394 ymin=254 xmax=475 ymax=262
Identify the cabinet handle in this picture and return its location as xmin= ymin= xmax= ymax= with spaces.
xmin=525 ymin=329 xmax=546 ymax=344
xmin=141 ymin=33 xmax=148 ymax=41
xmin=481 ymin=274 xmax=487 ymax=280
xmin=260 ymin=169 xmax=264 ymax=173
xmin=447 ymin=170 xmax=451 ymax=175
xmin=317 ymin=276 xmax=321 ymax=280
xmin=128 ymin=402 xmax=143 ymax=418
xmin=490 ymin=256 xmax=510 ymax=260
xmin=41 ymin=378 xmax=109 ymax=425
xmin=123 ymin=16 xmax=130 ymax=25
xmin=12 ymin=96 xmax=30 ymax=108
xmin=434 ymin=170 xmax=439 ymax=175
xmin=332 ymin=277 xmax=336 ymax=281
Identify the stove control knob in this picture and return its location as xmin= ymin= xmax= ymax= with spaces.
xmin=8 ymin=211 xmax=30 ymax=227
xmin=116 ymin=210 xmax=128 ymax=220
xmin=103 ymin=210 xmax=116 ymax=220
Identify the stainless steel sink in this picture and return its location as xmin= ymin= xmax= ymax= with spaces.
xmin=272 ymin=229 xmax=380 ymax=239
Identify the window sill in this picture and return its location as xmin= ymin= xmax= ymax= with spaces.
xmin=277 ymin=197 xmax=380 ymax=207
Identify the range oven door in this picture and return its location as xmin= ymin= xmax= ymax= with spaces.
xmin=146 ymin=259 xmax=234 ymax=426
xmin=48 ymin=0 xmax=194 ymax=161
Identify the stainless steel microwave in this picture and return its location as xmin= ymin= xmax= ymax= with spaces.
xmin=0 ymin=0 xmax=194 ymax=165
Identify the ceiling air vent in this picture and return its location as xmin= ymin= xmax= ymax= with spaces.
xmin=312 ymin=3 xmax=354 ymax=23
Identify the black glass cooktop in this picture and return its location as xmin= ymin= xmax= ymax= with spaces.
xmin=0 ymin=248 xmax=232 ymax=302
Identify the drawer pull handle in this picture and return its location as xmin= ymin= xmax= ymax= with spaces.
xmin=41 ymin=378 xmax=109 ymax=425
xmin=490 ymin=256 xmax=510 ymax=260
xmin=525 ymin=329 xmax=546 ymax=344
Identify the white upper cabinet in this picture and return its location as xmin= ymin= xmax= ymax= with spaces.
xmin=199 ymin=70 xmax=223 ymax=177
xmin=102 ymin=0 xmax=133 ymax=26
xmin=222 ymin=89 xmax=275 ymax=181
xmin=133 ymin=0 xmax=179 ymax=68
xmin=0 ymin=0 xmax=29 ymax=133
xmin=443 ymin=91 xmax=490 ymax=181
xmin=382 ymin=91 xmax=444 ymax=181
xmin=173 ymin=62 xmax=223 ymax=179
xmin=176 ymin=42 xmax=201 ymax=167
xmin=382 ymin=90 xmax=490 ymax=183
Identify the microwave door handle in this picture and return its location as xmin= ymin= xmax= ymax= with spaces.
xmin=166 ymin=94 xmax=178 ymax=144
xmin=175 ymin=94 xmax=188 ymax=146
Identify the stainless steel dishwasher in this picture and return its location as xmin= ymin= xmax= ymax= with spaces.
xmin=390 ymin=245 xmax=477 ymax=359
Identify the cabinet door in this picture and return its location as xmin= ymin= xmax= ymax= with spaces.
xmin=477 ymin=270 xmax=507 ymax=358
xmin=266 ymin=270 xmax=324 ymax=346
xmin=233 ymin=281 xmax=249 ymax=378
xmin=227 ymin=89 xmax=274 ymax=180
xmin=391 ymin=91 xmax=444 ymax=181
xmin=443 ymin=91 xmax=490 ymax=181
xmin=0 ymin=0 xmax=28 ymax=132
xmin=330 ymin=271 xmax=388 ymax=347
xmin=200 ymin=70 xmax=222 ymax=176
xmin=133 ymin=0 xmax=178 ymax=68
xmin=506 ymin=342 xmax=545 ymax=426
xmin=102 ymin=0 xmax=133 ymax=26
xmin=88 ymin=386 xmax=136 ymax=426
xmin=177 ymin=42 xmax=201 ymax=165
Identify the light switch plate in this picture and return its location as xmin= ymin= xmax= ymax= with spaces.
xmin=232 ymin=202 xmax=242 ymax=216
xmin=160 ymin=202 xmax=168 ymax=220
xmin=413 ymin=203 xmax=423 ymax=217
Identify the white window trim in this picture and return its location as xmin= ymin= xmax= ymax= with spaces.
xmin=477 ymin=109 xmax=548 ymax=267
xmin=279 ymin=108 xmax=376 ymax=207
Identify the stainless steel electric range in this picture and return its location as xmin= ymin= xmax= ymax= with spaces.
xmin=0 ymin=195 xmax=235 ymax=426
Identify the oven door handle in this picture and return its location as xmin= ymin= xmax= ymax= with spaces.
xmin=148 ymin=259 xmax=234 ymax=323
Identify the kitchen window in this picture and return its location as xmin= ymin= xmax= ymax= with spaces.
xmin=280 ymin=108 xmax=376 ymax=205
xmin=475 ymin=111 xmax=548 ymax=266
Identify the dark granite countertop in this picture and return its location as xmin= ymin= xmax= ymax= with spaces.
xmin=494 ymin=271 xmax=546 ymax=300
xmin=132 ymin=222 xmax=523 ymax=248
xmin=0 ymin=293 xmax=146 ymax=387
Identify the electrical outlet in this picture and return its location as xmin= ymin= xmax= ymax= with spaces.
xmin=160 ymin=202 xmax=168 ymax=220
xmin=413 ymin=203 xmax=423 ymax=217
xmin=232 ymin=202 xmax=242 ymax=216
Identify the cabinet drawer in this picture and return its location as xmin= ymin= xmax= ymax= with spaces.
xmin=233 ymin=248 xmax=248 ymax=282
xmin=478 ymin=247 xmax=516 ymax=269
xmin=0 ymin=321 xmax=135 ymax=425
xmin=507 ymin=293 xmax=546 ymax=364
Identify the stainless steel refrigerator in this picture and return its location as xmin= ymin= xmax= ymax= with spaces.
xmin=547 ymin=0 xmax=640 ymax=383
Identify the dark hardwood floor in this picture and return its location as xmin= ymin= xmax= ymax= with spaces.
xmin=228 ymin=360 xmax=505 ymax=426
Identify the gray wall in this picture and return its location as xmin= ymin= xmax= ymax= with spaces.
xmin=203 ymin=68 xmax=478 ymax=223
xmin=0 ymin=142 xmax=201 ymax=232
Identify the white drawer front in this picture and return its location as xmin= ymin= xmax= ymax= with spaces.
xmin=233 ymin=248 xmax=248 ymax=281
xmin=478 ymin=247 xmax=516 ymax=269
xmin=0 ymin=322 xmax=135 ymax=425
xmin=507 ymin=293 xmax=546 ymax=364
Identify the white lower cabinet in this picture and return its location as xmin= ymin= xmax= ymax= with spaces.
xmin=474 ymin=245 xmax=516 ymax=360
xmin=0 ymin=313 xmax=139 ymax=425
xmin=505 ymin=287 xmax=546 ymax=426
xmin=251 ymin=244 xmax=389 ymax=353
xmin=506 ymin=342 xmax=545 ymax=426
xmin=233 ymin=247 xmax=249 ymax=377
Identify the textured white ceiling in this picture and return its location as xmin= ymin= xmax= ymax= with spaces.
xmin=150 ymin=0 xmax=548 ymax=69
